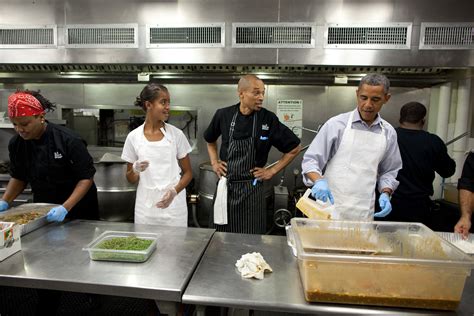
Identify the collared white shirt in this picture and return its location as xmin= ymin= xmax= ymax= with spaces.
xmin=302 ymin=109 xmax=402 ymax=192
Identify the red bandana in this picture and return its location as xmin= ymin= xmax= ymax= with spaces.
xmin=8 ymin=92 xmax=45 ymax=118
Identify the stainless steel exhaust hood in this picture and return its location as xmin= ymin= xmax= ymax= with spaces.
xmin=0 ymin=0 xmax=473 ymax=86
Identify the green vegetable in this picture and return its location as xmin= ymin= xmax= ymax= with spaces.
xmin=89 ymin=236 xmax=155 ymax=262
xmin=96 ymin=236 xmax=153 ymax=251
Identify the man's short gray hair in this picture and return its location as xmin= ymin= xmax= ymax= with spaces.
xmin=359 ymin=74 xmax=390 ymax=94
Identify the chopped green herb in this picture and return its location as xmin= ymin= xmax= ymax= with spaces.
xmin=96 ymin=236 xmax=153 ymax=251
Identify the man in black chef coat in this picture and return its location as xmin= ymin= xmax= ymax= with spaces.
xmin=382 ymin=102 xmax=456 ymax=227
xmin=204 ymin=74 xmax=301 ymax=234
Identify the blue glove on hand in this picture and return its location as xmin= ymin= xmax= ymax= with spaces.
xmin=0 ymin=199 xmax=9 ymax=212
xmin=311 ymin=179 xmax=334 ymax=204
xmin=46 ymin=205 xmax=68 ymax=222
xmin=374 ymin=193 xmax=392 ymax=217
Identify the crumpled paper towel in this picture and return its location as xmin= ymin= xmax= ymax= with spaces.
xmin=235 ymin=252 xmax=272 ymax=280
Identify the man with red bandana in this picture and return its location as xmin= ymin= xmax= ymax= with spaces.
xmin=0 ymin=90 xmax=99 ymax=222
xmin=302 ymin=74 xmax=402 ymax=221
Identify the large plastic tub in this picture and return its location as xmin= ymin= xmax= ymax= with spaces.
xmin=286 ymin=218 xmax=474 ymax=310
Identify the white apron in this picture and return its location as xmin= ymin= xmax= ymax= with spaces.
xmin=135 ymin=127 xmax=187 ymax=227
xmin=324 ymin=111 xmax=386 ymax=220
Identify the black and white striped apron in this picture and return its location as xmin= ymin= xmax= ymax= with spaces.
xmin=214 ymin=110 xmax=266 ymax=234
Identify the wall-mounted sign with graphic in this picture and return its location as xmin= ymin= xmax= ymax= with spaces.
xmin=276 ymin=100 xmax=303 ymax=138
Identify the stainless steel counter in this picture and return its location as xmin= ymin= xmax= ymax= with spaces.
xmin=183 ymin=232 xmax=473 ymax=315
xmin=0 ymin=220 xmax=215 ymax=302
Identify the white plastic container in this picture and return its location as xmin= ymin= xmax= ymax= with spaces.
xmin=437 ymin=232 xmax=474 ymax=255
xmin=295 ymin=189 xmax=335 ymax=220
xmin=0 ymin=222 xmax=21 ymax=261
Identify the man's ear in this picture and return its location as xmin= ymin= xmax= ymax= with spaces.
xmin=384 ymin=93 xmax=391 ymax=103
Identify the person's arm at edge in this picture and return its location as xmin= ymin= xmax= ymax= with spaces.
xmin=253 ymin=144 xmax=302 ymax=180
xmin=377 ymin=127 xmax=402 ymax=194
xmin=62 ymin=178 xmax=94 ymax=211
xmin=455 ymin=188 xmax=473 ymax=238
xmin=126 ymin=163 xmax=140 ymax=184
xmin=207 ymin=142 xmax=227 ymax=177
xmin=1 ymin=177 xmax=27 ymax=205
xmin=174 ymin=155 xmax=192 ymax=194
xmin=433 ymin=135 xmax=456 ymax=178
xmin=301 ymin=121 xmax=335 ymax=186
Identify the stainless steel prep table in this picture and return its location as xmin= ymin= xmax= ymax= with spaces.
xmin=0 ymin=220 xmax=215 ymax=303
xmin=183 ymin=232 xmax=474 ymax=315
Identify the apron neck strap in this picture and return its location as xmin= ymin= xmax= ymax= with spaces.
xmin=229 ymin=110 xmax=257 ymax=139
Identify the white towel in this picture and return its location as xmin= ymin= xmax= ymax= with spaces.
xmin=235 ymin=252 xmax=273 ymax=280
xmin=213 ymin=176 xmax=228 ymax=225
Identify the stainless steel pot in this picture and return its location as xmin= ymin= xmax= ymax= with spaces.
xmin=197 ymin=162 xmax=219 ymax=227
xmin=94 ymin=162 xmax=136 ymax=222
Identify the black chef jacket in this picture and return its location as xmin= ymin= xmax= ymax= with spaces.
xmin=204 ymin=103 xmax=300 ymax=167
xmin=8 ymin=122 xmax=99 ymax=220
xmin=393 ymin=127 xmax=456 ymax=199
xmin=458 ymin=152 xmax=474 ymax=192
xmin=381 ymin=127 xmax=456 ymax=226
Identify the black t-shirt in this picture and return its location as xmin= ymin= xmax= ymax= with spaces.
xmin=8 ymin=122 xmax=99 ymax=219
xmin=458 ymin=152 xmax=474 ymax=192
xmin=394 ymin=127 xmax=456 ymax=199
xmin=204 ymin=103 xmax=300 ymax=167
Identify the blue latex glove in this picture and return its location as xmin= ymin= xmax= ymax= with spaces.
xmin=311 ymin=179 xmax=334 ymax=204
xmin=374 ymin=193 xmax=392 ymax=217
xmin=46 ymin=205 xmax=68 ymax=222
xmin=0 ymin=199 xmax=9 ymax=212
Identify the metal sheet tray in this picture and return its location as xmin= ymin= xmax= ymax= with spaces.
xmin=437 ymin=232 xmax=474 ymax=255
xmin=0 ymin=203 xmax=57 ymax=236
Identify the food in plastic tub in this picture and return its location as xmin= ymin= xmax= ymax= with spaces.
xmin=83 ymin=231 xmax=158 ymax=263
xmin=286 ymin=218 xmax=474 ymax=310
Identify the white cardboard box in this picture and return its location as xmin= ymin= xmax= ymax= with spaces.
xmin=0 ymin=222 xmax=21 ymax=261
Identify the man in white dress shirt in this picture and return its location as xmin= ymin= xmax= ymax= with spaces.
xmin=302 ymin=74 xmax=402 ymax=220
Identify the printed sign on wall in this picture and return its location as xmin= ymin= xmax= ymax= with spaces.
xmin=276 ymin=100 xmax=303 ymax=138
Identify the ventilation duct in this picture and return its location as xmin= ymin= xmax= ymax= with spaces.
xmin=232 ymin=23 xmax=315 ymax=48
xmin=0 ymin=24 xmax=57 ymax=48
xmin=65 ymin=24 xmax=138 ymax=48
xmin=146 ymin=23 xmax=225 ymax=48
xmin=324 ymin=23 xmax=412 ymax=49
xmin=419 ymin=22 xmax=474 ymax=49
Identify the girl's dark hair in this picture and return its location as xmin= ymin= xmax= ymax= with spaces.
xmin=19 ymin=89 xmax=56 ymax=113
xmin=399 ymin=102 xmax=427 ymax=124
xmin=134 ymin=83 xmax=168 ymax=111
